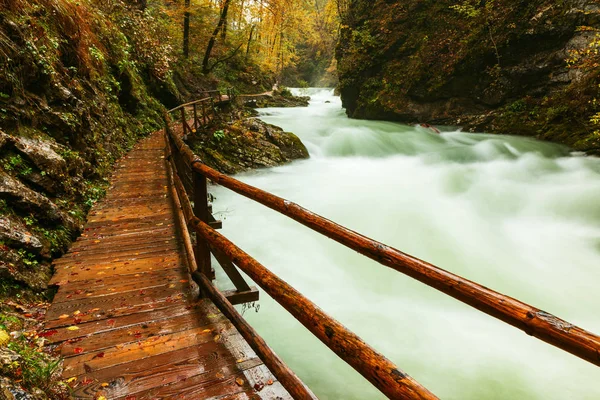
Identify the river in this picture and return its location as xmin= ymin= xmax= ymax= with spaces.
xmin=212 ymin=88 xmax=600 ymax=399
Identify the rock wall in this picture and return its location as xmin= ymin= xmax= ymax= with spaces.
xmin=336 ymin=0 xmax=600 ymax=153
xmin=0 ymin=0 xmax=171 ymax=295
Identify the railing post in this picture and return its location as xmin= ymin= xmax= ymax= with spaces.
xmin=193 ymin=168 xmax=213 ymax=290
xmin=202 ymin=101 xmax=207 ymax=126
xmin=193 ymin=103 xmax=198 ymax=132
xmin=180 ymin=108 xmax=187 ymax=139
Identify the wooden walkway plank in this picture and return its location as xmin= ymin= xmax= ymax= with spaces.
xmin=43 ymin=131 xmax=293 ymax=400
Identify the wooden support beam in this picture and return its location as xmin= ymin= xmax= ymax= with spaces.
xmin=193 ymin=171 xmax=212 ymax=287
xmin=222 ymin=287 xmax=259 ymax=305
xmin=192 ymin=272 xmax=317 ymax=400
xmin=209 ymin=244 xmax=251 ymax=292
xmin=208 ymin=213 xmax=222 ymax=229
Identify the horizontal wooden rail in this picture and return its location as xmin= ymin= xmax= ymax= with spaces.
xmin=191 ymin=217 xmax=438 ymax=400
xmin=193 ymin=272 xmax=318 ymax=400
xmin=190 ymin=161 xmax=600 ymax=368
xmin=167 ymin=97 xmax=212 ymax=114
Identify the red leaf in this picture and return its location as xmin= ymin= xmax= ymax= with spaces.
xmin=92 ymin=352 xmax=105 ymax=359
xmin=125 ymin=396 xmax=137 ymax=400
xmin=38 ymin=329 xmax=59 ymax=338
xmin=80 ymin=377 xmax=93 ymax=385
xmin=74 ymin=347 xmax=84 ymax=354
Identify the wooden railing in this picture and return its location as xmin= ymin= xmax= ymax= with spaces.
xmin=167 ymin=88 xmax=236 ymax=140
xmin=163 ymin=92 xmax=600 ymax=399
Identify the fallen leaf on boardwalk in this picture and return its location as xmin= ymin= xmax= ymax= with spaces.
xmin=89 ymin=308 xmax=101 ymax=313
xmin=235 ymin=378 xmax=244 ymax=386
xmin=73 ymin=310 xmax=81 ymax=316
xmin=107 ymin=319 xmax=116 ymax=327
xmin=38 ymin=330 xmax=58 ymax=338
xmin=94 ymin=240 xmax=101 ymax=243
xmin=101 ymin=382 xmax=109 ymax=387
xmin=66 ymin=326 xmax=79 ymax=331
xmin=93 ymin=352 xmax=105 ymax=359
xmin=74 ymin=347 xmax=84 ymax=354
xmin=236 ymin=359 xmax=244 ymax=363
xmin=213 ymin=334 xmax=221 ymax=342
xmin=81 ymin=377 xmax=93 ymax=385
xmin=66 ymin=377 xmax=77 ymax=383
xmin=59 ymin=314 xmax=69 ymax=319
xmin=168 ymin=284 xmax=176 ymax=288
xmin=254 ymin=383 xmax=264 ymax=391
xmin=96 ymin=396 xmax=107 ymax=400
xmin=215 ymin=372 xmax=225 ymax=379
xmin=267 ymin=379 xmax=274 ymax=385
xmin=202 ymin=329 xmax=211 ymax=334
xmin=179 ymin=280 xmax=187 ymax=283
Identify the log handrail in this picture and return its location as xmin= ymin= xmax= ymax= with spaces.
xmin=190 ymin=159 xmax=600 ymax=368
xmin=164 ymin=114 xmax=438 ymax=398
xmin=164 ymin=94 xmax=600 ymax=399
xmin=191 ymin=217 xmax=437 ymax=400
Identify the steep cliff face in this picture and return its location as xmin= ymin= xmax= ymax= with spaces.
xmin=0 ymin=0 xmax=174 ymax=296
xmin=336 ymin=0 xmax=600 ymax=152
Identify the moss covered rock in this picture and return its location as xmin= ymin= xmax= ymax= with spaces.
xmin=336 ymin=0 xmax=600 ymax=153
xmin=189 ymin=116 xmax=309 ymax=174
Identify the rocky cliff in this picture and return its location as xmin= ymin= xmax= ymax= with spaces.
xmin=336 ymin=0 xmax=600 ymax=153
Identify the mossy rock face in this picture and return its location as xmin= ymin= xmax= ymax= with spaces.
xmin=336 ymin=0 xmax=600 ymax=152
xmin=190 ymin=117 xmax=309 ymax=174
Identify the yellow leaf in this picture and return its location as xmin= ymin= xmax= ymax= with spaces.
xmin=215 ymin=372 xmax=225 ymax=379
xmin=59 ymin=314 xmax=69 ymax=319
xmin=0 ymin=329 xmax=10 ymax=347
xmin=66 ymin=377 xmax=77 ymax=383
xmin=67 ymin=326 xmax=79 ymax=331
xmin=101 ymin=382 xmax=109 ymax=387
xmin=213 ymin=334 xmax=221 ymax=342
xmin=235 ymin=377 xmax=244 ymax=386
xmin=97 ymin=396 xmax=107 ymax=400
xmin=73 ymin=310 xmax=81 ymax=316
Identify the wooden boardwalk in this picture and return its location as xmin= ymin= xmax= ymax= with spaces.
xmin=44 ymin=132 xmax=291 ymax=399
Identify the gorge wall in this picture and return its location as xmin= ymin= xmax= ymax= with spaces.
xmin=336 ymin=0 xmax=600 ymax=153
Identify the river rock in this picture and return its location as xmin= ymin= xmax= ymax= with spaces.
xmin=189 ymin=117 xmax=309 ymax=174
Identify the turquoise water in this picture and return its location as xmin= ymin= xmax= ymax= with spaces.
xmin=212 ymin=89 xmax=600 ymax=399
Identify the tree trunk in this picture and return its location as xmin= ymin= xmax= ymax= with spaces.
xmin=245 ymin=24 xmax=255 ymax=59
xmin=202 ymin=0 xmax=232 ymax=73
xmin=183 ymin=0 xmax=191 ymax=57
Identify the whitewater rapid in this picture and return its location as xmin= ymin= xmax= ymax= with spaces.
xmin=212 ymin=89 xmax=600 ymax=399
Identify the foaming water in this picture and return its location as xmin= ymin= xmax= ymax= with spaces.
xmin=212 ymin=89 xmax=600 ymax=399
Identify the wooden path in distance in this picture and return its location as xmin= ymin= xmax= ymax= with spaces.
xmin=43 ymin=132 xmax=292 ymax=399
